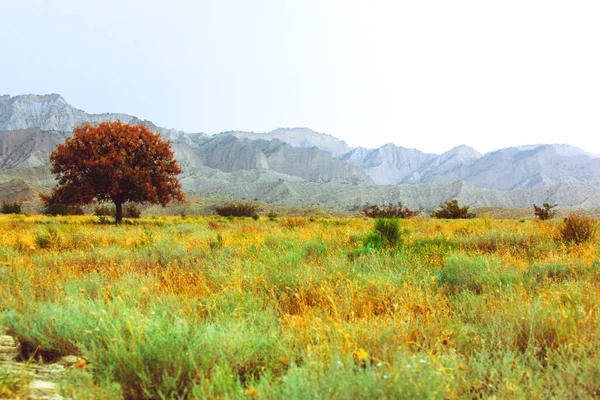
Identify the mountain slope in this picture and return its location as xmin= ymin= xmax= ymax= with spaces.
xmin=0 ymin=94 xmax=209 ymax=146
xmin=2 ymin=93 xmax=600 ymax=204
xmin=0 ymin=128 xmax=68 ymax=169
xmin=194 ymin=135 xmax=373 ymax=184
xmin=342 ymin=144 xmax=436 ymax=184
xmin=222 ymin=128 xmax=350 ymax=156
xmin=464 ymin=145 xmax=600 ymax=190
xmin=402 ymin=145 xmax=482 ymax=183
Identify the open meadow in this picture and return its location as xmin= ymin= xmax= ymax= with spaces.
xmin=0 ymin=214 xmax=599 ymax=399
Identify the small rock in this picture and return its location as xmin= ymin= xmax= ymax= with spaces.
xmin=0 ymin=334 xmax=17 ymax=347
xmin=0 ymin=335 xmax=19 ymax=361
xmin=29 ymin=379 xmax=63 ymax=399
xmin=55 ymin=355 xmax=83 ymax=367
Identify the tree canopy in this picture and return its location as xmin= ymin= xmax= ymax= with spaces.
xmin=47 ymin=121 xmax=184 ymax=223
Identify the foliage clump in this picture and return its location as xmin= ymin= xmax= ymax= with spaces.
xmin=1 ymin=200 xmax=22 ymax=214
xmin=40 ymin=194 xmax=84 ymax=216
xmin=525 ymin=263 xmax=573 ymax=283
xmin=94 ymin=204 xmax=114 ymax=217
xmin=374 ymin=218 xmax=401 ymax=247
xmin=215 ymin=201 xmax=258 ymax=217
xmin=361 ymin=217 xmax=402 ymax=250
xmin=431 ymin=200 xmax=475 ymax=219
xmin=94 ymin=203 xmax=141 ymax=219
xmin=533 ymin=203 xmax=557 ymax=220
xmin=558 ymin=212 xmax=597 ymax=244
xmin=436 ymin=255 xmax=517 ymax=294
xmin=124 ymin=203 xmax=142 ymax=219
xmin=361 ymin=202 xmax=421 ymax=219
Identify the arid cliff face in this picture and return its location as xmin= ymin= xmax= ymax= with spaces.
xmin=1 ymin=93 xmax=600 ymax=209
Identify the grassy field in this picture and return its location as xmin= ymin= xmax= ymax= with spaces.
xmin=0 ymin=214 xmax=598 ymax=399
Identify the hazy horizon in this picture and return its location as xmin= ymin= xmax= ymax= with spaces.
xmin=3 ymin=1 xmax=600 ymax=154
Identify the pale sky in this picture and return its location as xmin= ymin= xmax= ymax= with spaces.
xmin=2 ymin=0 xmax=600 ymax=154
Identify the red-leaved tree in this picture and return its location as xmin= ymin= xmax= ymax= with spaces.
xmin=47 ymin=121 xmax=184 ymax=223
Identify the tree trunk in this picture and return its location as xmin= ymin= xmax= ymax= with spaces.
xmin=115 ymin=201 xmax=123 ymax=224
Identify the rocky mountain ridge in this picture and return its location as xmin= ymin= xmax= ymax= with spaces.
xmin=222 ymin=128 xmax=351 ymax=157
xmin=1 ymin=93 xmax=600 ymax=210
xmin=0 ymin=94 xmax=209 ymax=148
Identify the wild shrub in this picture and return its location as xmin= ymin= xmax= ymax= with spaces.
xmin=533 ymin=203 xmax=557 ymax=220
xmin=1 ymin=200 xmax=22 ymax=214
xmin=525 ymin=263 xmax=573 ymax=283
xmin=209 ymin=233 xmax=224 ymax=250
xmin=0 ymin=369 xmax=31 ymax=398
xmin=97 ymin=215 xmax=112 ymax=225
xmin=460 ymin=231 xmax=546 ymax=259
xmin=282 ymin=217 xmax=307 ymax=229
xmin=124 ymin=203 xmax=141 ymax=219
xmin=359 ymin=218 xmax=402 ymax=251
xmin=35 ymin=226 xmax=62 ymax=249
xmin=431 ymin=200 xmax=475 ymax=219
xmin=304 ymin=241 xmax=327 ymax=260
xmin=374 ymin=218 xmax=401 ymax=246
xmin=94 ymin=203 xmax=141 ymax=219
xmin=360 ymin=231 xmax=385 ymax=252
xmin=43 ymin=203 xmax=85 ymax=216
xmin=40 ymin=194 xmax=84 ymax=216
xmin=436 ymin=255 xmax=517 ymax=294
xmin=207 ymin=220 xmax=224 ymax=230
xmin=93 ymin=204 xmax=114 ymax=216
xmin=362 ymin=202 xmax=421 ymax=219
xmin=558 ymin=212 xmax=597 ymax=244
xmin=411 ymin=236 xmax=459 ymax=267
xmin=215 ymin=201 xmax=258 ymax=217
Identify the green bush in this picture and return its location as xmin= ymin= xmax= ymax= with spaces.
xmin=525 ymin=263 xmax=573 ymax=283
xmin=124 ymin=203 xmax=141 ymax=219
xmin=374 ymin=218 xmax=401 ymax=247
xmin=362 ymin=231 xmax=385 ymax=251
xmin=94 ymin=203 xmax=141 ymax=219
xmin=1 ymin=200 xmax=22 ymax=214
xmin=436 ymin=255 xmax=517 ymax=294
xmin=431 ymin=200 xmax=474 ymax=219
xmin=304 ymin=241 xmax=327 ymax=260
xmin=362 ymin=202 xmax=421 ymax=219
xmin=356 ymin=218 xmax=403 ymax=253
xmin=215 ymin=201 xmax=258 ymax=217
xmin=42 ymin=203 xmax=85 ymax=216
xmin=35 ymin=226 xmax=62 ymax=249
xmin=40 ymin=194 xmax=85 ymax=216
xmin=0 ymin=369 xmax=31 ymax=398
xmin=94 ymin=204 xmax=114 ymax=217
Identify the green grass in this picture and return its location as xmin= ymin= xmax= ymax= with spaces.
xmin=0 ymin=214 xmax=599 ymax=399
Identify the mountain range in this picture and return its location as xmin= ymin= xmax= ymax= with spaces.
xmin=1 ymin=93 xmax=600 ymax=211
